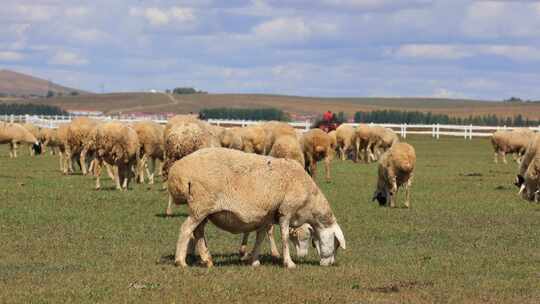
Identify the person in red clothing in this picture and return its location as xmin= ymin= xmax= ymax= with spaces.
xmin=323 ymin=110 xmax=333 ymax=123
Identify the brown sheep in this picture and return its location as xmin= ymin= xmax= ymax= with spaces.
xmin=220 ymin=127 xmax=244 ymax=150
xmin=368 ymin=127 xmax=399 ymax=162
xmin=22 ymin=123 xmax=41 ymax=156
xmin=335 ymin=124 xmax=356 ymax=161
xmin=168 ymin=148 xmax=346 ymax=268
xmin=66 ymin=117 xmax=99 ymax=175
xmin=260 ymin=121 xmax=297 ymax=154
xmin=93 ymin=122 xmax=140 ymax=191
xmin=373 ymin=142 xmax=416 ymax=208
xmin=0 ymin=122 xmax=39 ymax=158
xmin=300 ymin=128 xmax=334 ymax=182
xmin=163 ymin=122 xmax=216 ymax=215
xmin=132 ymin=121 xmax=165 ymax=184
xmin=514 ymin=133 xmax=540 ymax=201
xmin=491 ymin=129 xmax=535 ymax=164
xmin=355 ymin=124 xmax=371 ymax=163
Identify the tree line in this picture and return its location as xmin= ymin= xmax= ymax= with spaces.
xmin=199 ymin=107 xmax=290 ymax=121
xmin=0 ymin=103 xmax=67 ymax=115
xmin=354 ymin=110 xmax=540 ymax=126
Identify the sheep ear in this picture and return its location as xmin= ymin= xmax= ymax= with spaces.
xmin=333 ymin=224 xmax=346 ymax=250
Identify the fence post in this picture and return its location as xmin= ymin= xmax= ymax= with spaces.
xmin=469 ymin=124 xmax=473 ymax=140
xmin=305 ymin=120 xmax=310 ymax=131
xmin=436 ymin=123 xmax=440 ymax=139
xmin=432 ymin=124 xmax=435 ymax=138
xmin=404 ymin=123 xmax=407 ymax=139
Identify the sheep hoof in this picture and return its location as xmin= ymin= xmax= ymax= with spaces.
xmin=201 ymin=259 xmax=214 ymax=268
xmin=174 ymin=260 xmax=188 ymax=268
xmin=284 ymin=261 xmax=296 ymax=269
xmin=240 ymin=253 xmax=251 ymax=262
xmin=166 ymin=208 xmax=173 ymax=216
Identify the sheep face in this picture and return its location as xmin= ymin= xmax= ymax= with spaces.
xmin=290 ymin=224 xmax=313 ymax=258
xmin=312 ymin=223 xmax=346 ymax=266
xmin=520 ymin=171 xmax=540 ymax=202
xmin=372 ymin=187 xmax=391 ymax=206
xmin=32 ymin=142 xmax=42 ymax=155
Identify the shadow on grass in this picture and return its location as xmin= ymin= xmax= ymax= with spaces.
xmin=154 ymin=213 xmax=188 ymax=218
xmin=157 ymin=253 xmax=320 ymax=267
xmin=366 ymin=280 xmax=434 ymax=293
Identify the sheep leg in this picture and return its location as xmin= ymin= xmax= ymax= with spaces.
xmin=80 ymin=149 xmax=88 ymax=175
xmin=58 ymin=151 xmax=64 ymax=172
xmin=267 ymin=225 xmax=280 ymax=258
xmin=175 ymin=216 xmax=205 ymax=267
xmin=193 ymin=219 xmax=213 ymax=267
xmin=239 ymin=233 xmax=250 ymax=259
xmin=114 ymin=164 xmax=123 ymax=190
xmin=493 ymin=150 xmax=499 ymax=164
xmin=339 ymin=145 xmax=346 ymax=161
xmin=138 ymin=154 xmax=147 ymax=184
xmin=106 ymin=164 xmax=116 ymax=180
xmin=248 ymin=227 xmax=267 ymax=267
xmin=9 ymin=142 xmax=14 ymax=158
xmin=405 ymin=174 xmax=414 ymax=209
xmin=355 ymin=140 xmax=360 ymax=163
xmin=166 ymin=193 xmax=175 ymax=216
xmin=279 ymin=217 xmax=295 ymax=269
xmin=389 ymin=177 xmax=398 ymax=208
xmin=147 ymin=158 xmax=156 ymax=185
xmin=324 ymin=155 xmax=331 ymax=182
xmin=500 ymin=151 xmax=507 ymax=164
xmin=94 ymin=160 xmax=102 ymax=190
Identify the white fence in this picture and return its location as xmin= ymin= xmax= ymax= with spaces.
xmin=1 ymin=114 xmax=538 ymax=139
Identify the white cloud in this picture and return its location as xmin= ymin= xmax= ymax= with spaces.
xmin=64 ymin=6 xmax=90 ymax=18
xmin=393 ymin=44 xmax=540 ymax=62
xmin=0 ymin=51 xmax=24 ymax=61
xmin=70 ymin=29 xmax=107 ymax=43
xmin=432 ymin=88 xmax=464 ymax=98
xmin=394 ymin=44 xmax=471 ymax=60
xmin=49 ymin=51 xmax=88 ymax=66
xmin=15 ymin=4 xmax=56 ymax=22
xmin=253 ymin=17 xmax=337 ymax=44
xmin=129 ymin=6 xmax=195 ymax=27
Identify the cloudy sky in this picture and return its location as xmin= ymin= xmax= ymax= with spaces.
xmin=1 ymin=0 xmax=540 ymax=100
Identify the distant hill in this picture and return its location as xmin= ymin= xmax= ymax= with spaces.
xmin=7 ymin=91 xmax=540 ymax=119
xmin=0 ymin=69 xmax=88 ymax=97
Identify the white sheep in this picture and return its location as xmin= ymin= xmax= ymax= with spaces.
xmin=168 ymin=148 xmax=346 ymax=268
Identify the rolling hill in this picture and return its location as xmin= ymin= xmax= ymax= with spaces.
xmin=5 ymin=91 xmax=540 ymax=120
xmin=0 ymin=69 xmax=87 ymax=97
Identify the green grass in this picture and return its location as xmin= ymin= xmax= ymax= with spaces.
xmin=1 ymin=136 xmax=539 ymax=303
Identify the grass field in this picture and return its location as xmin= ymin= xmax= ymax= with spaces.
xmin=1 ymin=136 xmax=539 ymax=303
xmin=6 ymin=92 xmax=540 ymax=120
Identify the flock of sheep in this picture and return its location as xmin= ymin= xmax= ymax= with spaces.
xmin=0 ymin=117 xmax=416 ymax=268
xmin=492 ymin=128 xmax=540 ymax=202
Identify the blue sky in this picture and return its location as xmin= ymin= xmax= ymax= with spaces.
xmin=1 ymin=0 xmax=540 ymax=100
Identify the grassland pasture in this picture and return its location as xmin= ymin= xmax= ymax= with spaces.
xmin=0 ymin=136 xmax=539 ymax=303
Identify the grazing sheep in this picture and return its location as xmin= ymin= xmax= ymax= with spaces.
xmin=163 ymin=122 xmax=217 ymax=215
xmin=300 ymin=128 xmax=334 ymax=182
xmin=0 ymin=122 xmax=39 ymax=158
xmin=355 ymin=124 xmax=372 ymax=163
xmin=335 ymin=124 xmax=357 ymax=161
xmin=22 ymin=123 xmax=41 ymax=156
xmin=491 ymin=129 xmax=535 ymax=164
xmin=269 ymin=134 xmax=305 ymax=166
xmin=260 ymin=121 xmax=297 ymax=154
xmin=372 ymin=142 xmax=416 ymax=208
xmin=220 ymin=127 xmax=244 ymax=151
xmin=132 ymin=121 xmax=165 ymax=184
xmin=168 ymin=148 xmax=346 ymax=268
xmin=93 ymin=122 xmax=140 ymax=191
xmin=368 ymin=127 xmax=399 ymax=162
xmin=66 ymin=117 xmax=99 ymax=175
xmin=514 ymin=134 xmax=540 ymax=201
xmin=38 ymin=127 xmax=58 ymax=155
xmin=239 ymin=125 xmax=266 ymax=154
